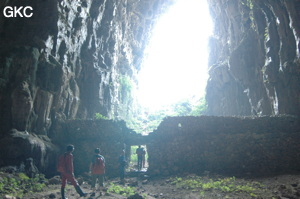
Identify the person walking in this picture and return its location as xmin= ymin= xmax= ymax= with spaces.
xmin=58 ymin=144 xmax=87 ymax=199
xmin=90 ymin=148 xmax=105 ymax=195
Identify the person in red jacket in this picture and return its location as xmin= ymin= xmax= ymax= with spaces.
xmin=60 ymin=144 xmax=87 ymax=199
xmin=89 ymin=148 xmax=105 ymax=195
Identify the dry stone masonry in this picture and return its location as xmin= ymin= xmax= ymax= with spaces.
xmin=48 ymin=115 xmax=300 ymax=177
xmin=147 ymin=115 xmax=300 ymax=177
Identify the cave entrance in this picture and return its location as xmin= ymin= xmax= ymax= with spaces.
xmin=128 ymin=145 xmax=148 ymax=172
xmin=133 ymin=0 xmax=213 ymax=134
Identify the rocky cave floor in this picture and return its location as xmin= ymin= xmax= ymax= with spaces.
xmin=2 ymin=172 xmax=300 ymax=199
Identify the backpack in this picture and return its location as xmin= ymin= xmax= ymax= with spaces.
xmin=57 ymin=154 xmax=66 ymax=173
xmin=92 ymin=155 xmax=105 ymax=174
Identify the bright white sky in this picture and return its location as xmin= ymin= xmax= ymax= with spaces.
xmin=137 ymin=0 xmax=213 ymax=110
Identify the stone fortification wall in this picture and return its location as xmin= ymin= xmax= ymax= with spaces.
xmin=51 ymin=119 xmax=141 ymax=177
xmin=2 ymin=115 xmax=299 ymax=178
xmin=147 ymin=115 xmax=300 ymax=177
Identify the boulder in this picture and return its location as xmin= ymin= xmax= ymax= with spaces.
xmin=0 ymin=129 xmax=59 ymax=176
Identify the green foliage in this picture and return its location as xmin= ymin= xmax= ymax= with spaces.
xmin=119 ymin=75 xmax=133 ymax=91
xmin=94 ymin=113 xmax=109 ymax=120
xmin=107 ymin=183 xmax=136 ymax=197
xmin=18 ymin=172 xmax=30 ymax=181
xmin=119 ymin=74 xmax=133 ymax=102
xmin=126 ymin=97 xmax=207 ymax=134
xmin=170 ymin=176 xmax=263 ymax=197
xmin=172 ymin=100 xmax=192 ymax=116
xmin=130 ymin=145 xmax=138 ymax=163
xmin=241 ymin=0 xmax=256 ymax=29
xmin=31 ymin=174 xmax=47 ymax=192
xmin=125 ymin=107 xmax=167 ymax=134
xmin=189 ymin=97 xmax=208 ymax=116
xmin=246 ymin=0 xmax=253 ymax=10
xmin=264 ymin=27 xmax=269 ymax=41
xmin=0 ymin=173 xmax=47 ymax=198
xmin=241 ymin=0 xmax=253 ymax=9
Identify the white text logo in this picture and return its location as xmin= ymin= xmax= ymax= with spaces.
xmin=3 ymin=6 xmax=33 ymax=18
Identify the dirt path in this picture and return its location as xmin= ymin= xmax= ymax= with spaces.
xmin=4 ymin=173 xmax=300 ymax=199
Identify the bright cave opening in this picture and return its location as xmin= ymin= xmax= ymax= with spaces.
xmin=133 ymin=0 xmax=213 ymax=134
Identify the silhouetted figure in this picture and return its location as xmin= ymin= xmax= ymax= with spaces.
xmin=118 ymin=149 xmax=126 ymax=184
xmin=136 ymin=145 xmax=145 ymax=171
xmin=25 ymin=158 xmax=38 ymax=178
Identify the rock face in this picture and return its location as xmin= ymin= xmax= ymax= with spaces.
xmin=0 ymin=0 xmax=171 ymax=170
xmin=206 ymin=0 xmax=300 ymax=116
xmin=0 ymin=129 xmax=58 ymax=174
xmin=0 ymin=0 xmax=171 ymax=136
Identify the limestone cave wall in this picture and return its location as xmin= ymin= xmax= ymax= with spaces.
xmin=147 ymin=115 xmax=300 ymax=176
xmin=206 ymin=0 xmax=300 ymax=116
xmin=0 ymin=0 xmax=171 ymax=137
xmin=0 ymin=0 xmax=172 ymax=172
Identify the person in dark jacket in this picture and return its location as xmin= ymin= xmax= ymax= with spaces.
xmin=136 ymin=145 xmax=145 ymax=171
xmin=60 ymin=144 xmax=87 ymax=199
xmin=118 ymin=149 xmax=126 ymax=184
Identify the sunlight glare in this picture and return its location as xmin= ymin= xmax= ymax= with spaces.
xmin=137 ymin=0 xmax=213 ymax=110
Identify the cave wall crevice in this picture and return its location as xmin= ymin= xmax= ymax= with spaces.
xmin=206 ymin=0 xmax=300 ymax=116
